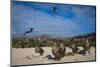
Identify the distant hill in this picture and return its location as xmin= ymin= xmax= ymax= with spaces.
xmin=72 ymin=32 xmax=96 ymax=39
xmin=12 ymin=32 xmax=96 ymax=40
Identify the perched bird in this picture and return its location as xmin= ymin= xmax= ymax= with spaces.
xmin=59 ymin=43 xmax=66 ymax=57
xmin=35 ymin=46 xmax=44 ymax=56
xmin=83 ymin=38 xmax=91 ymax=55
xmin=52 ymin=42 xmax=63 ymax=61
xmin=69 ymin=44 xmax=79 ymax=54
xmin=24 ymin=28 xmax=34 ymax=35
xmin=69 ymin=39 xmax=79 ymax=54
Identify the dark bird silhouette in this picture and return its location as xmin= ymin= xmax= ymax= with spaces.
xmin=52 ymin=7 xmax=57 ymax=14
xmin=24 ymin=28 xmax=34 ymax=35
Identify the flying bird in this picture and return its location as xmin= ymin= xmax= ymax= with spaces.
xmin=52 ymin=7 xmax=57 ymax=14
xmin=24 ymin=27 xmax=34 ymax=35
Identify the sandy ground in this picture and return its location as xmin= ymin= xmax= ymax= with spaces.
xmin=11 ymin=47 xmax=96 ymax=66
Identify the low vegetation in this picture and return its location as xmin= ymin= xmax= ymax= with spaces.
xmin=12 ymin=33 xmax=96 ymax=48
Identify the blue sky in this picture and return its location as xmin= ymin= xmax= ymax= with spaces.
xmin=12 ymin=1 xmax=96 ymax=37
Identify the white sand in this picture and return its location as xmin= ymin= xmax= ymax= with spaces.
xmin=11 ymin=47 xmax=96 ymax=66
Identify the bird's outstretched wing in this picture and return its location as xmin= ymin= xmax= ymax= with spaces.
xmin=24 ymin=28 xmax=34 ymax=35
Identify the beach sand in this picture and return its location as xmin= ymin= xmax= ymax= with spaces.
xmin=11 ymin=47 xmax=96 ymax=66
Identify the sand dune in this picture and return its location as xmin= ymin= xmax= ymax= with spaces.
xmin=11 ymin=47 xmax=96 ymax=66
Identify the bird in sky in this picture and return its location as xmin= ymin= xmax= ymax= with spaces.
xmin=52 ymin=7 xmax=57 ymax=14
xmin=24 ymin=27 xmax=34 ymax=35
